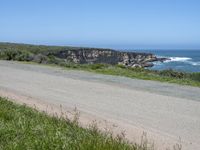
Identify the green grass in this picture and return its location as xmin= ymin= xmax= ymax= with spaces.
xmin=0 ymin=97 xmax=151 ymax=150
xmin=20 ymin=61 xmax=200 ymax=87
xmin=43 ymin=62 xmax=200 ymax=87
xmin=90 ymin=66 xmax=200 ymax=87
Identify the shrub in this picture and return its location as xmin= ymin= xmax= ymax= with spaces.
xmin=32 ymin=54 xmax=49 ymax=63
xmin=15 ymin=51 xmax=34 ymax=61
xmin=0 ymin=49 xmax=33 ymax=61
xmin=190 ymin=73 xmax=200 ymax=82
xmin=159 ymin=69 xmax=187 ymax=79
xmin=47 ymin=55 xmax=63 ymax=64
xmin=116 ymin=64 xmax=126 ymax=69
xmin=90 ymin=64 xmax=107 ymax=70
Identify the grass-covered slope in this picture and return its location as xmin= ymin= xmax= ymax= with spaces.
xmin=85 ymin=65 xmax=200 ymax=86
xmin=0 ymin=42 xmax=102 ymax=53
xmin=0 ymin=42 xmax=200 ymax=87
xmin=0 ymin=97 xmax=150 ymax=150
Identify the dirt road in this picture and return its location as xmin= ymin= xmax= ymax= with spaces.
xmin=0 ymin=60 xmax=200 ymax=150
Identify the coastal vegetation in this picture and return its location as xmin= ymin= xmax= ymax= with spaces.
xmin=0 ymin=42 xmax=200 ymax=87
xmin=0 ymin=97 xmax=152 ymax=150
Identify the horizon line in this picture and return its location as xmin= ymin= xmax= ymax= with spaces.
xmin=0 ymin=41 xmax=200 ymax=51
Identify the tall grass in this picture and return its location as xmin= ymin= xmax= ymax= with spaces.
xmin=0 ymin=97 xmax=153 ymax=150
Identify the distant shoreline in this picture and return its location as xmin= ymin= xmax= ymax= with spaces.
xmin=0 ymin=42 xmax=200 ymax=87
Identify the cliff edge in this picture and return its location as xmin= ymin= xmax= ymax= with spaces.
xmin=47 ymin=48 xmax=162 ymax=68
xmin=0 ymin=43 xmax=166 ymax=68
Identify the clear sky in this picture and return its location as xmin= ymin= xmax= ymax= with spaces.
xmin=0 ymin=0 xmax=200 ymax=49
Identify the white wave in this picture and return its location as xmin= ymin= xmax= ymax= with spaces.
xmin=156 ymin=55 xmax=200 ymax=66
xmin=152 ymin=61 xmax=162 ymax=65
xmin=165 ymin=57 xmax=192 ymax=62
xmin=187 ymin=61 xmax=200 ymax=66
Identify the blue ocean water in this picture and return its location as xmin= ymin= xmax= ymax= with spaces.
xmin=134 ymin=50 xmax=200 ymax=72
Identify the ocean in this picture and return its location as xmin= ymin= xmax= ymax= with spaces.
xmin=133 ymin=50 xmax=200 ymax=72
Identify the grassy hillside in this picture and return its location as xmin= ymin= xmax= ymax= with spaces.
xmin=0 ymin=42 xmax=200 ymax=87
xmin=0 ymin=42 xmax=113 ymax=54
xmin=0 ymin=97 xmax=151 ymax=150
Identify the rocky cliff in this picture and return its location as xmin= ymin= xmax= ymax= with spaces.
xmin=47 ymin=48 xmax=162 ymax=68
xmin=0 ymin=43 xmax=166 ymax=68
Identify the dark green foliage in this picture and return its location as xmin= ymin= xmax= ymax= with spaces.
xmin=159 ymin=69 xmax=187 ymax=79
xmin=47 ymin=55 xmax=63 ymax=64
xmin=90 ymin=64 xmax=108 ymax=70
xmin=0 ymin=97 xmax=143 ymax=150
xmin=190 ymin=73 xmax=200 ymax=82
xmin=0 ymin=49 xmax=33 ymax=61
xmin=116 ymin=64 xmax=126 ymax=69
xmin=32 ymin=54 xmax=49 ymax=63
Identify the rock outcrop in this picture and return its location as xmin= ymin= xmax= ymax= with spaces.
xmin=47 ymin=48 xmax=164 ymax=68
xmin=0 ymin=43 xmax=167 ymax=68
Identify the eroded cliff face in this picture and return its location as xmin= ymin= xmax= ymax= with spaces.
xmin=0 ymin=43 xmax=169 ymax=67
xmin=50 ymin=49 xmax=159 ymax=68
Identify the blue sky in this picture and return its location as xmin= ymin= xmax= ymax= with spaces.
xmin=0 ymin=0 xmax=200 ymax=49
